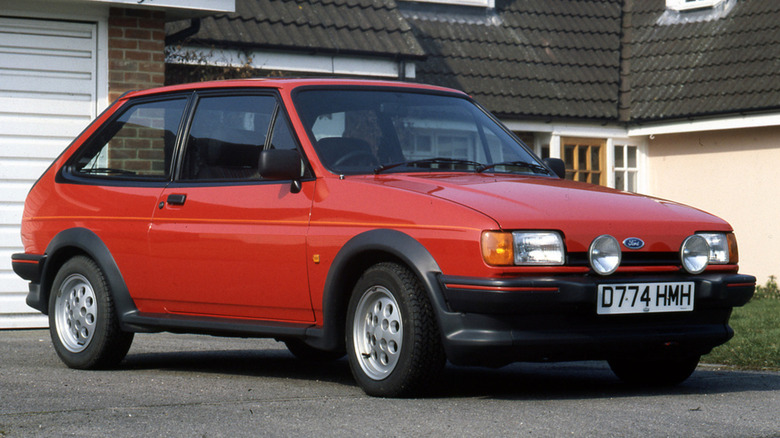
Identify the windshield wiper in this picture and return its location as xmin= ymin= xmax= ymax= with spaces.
xmin=477 ymin=160 xmax=550 ymax=175
xmin=374 ymin=158 xmax=485 ymax=174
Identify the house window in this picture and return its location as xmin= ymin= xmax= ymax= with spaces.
xmin=561 ymin=138 xmax=605 ymax=185
xmin=400 ymin=0 xmax=495 ymax=7
xmin=666 ymin=0 xmax=725 ymax=11
xmin=614 ymin=143 xmax=639 ymax=192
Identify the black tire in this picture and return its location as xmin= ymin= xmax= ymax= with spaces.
xmin=284 ymin=339 xmax=345 ymax=362
xmin=48 ymin=255 xmax=134 ymax=369
xmin=608 ymin=354 xmax=700 ymax=386
xmin=346 ymin=262 xmax=446 ymax=397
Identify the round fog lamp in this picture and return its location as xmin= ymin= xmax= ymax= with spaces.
xmin=681 ymin=235 xmax=709 ymax=274
xmin=589 ymin=235 xmax=621 ymax=276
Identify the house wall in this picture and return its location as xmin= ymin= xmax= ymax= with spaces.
xmin=108 ymin=8 xmax=166 ymax=101
xmin=647 ymin=125 xmax=780 ymax=284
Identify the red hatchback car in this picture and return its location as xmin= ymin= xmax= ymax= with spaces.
xmin=12 ymin=79 xmax=755 ymax=396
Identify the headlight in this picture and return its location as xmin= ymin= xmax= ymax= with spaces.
xmin=589 ymin=235 xmax=621 ymax=275
xmin=697 ymin=232 xmax=738 ymax=264
xmin=681 ymin=234 xmax=710 ymax=274
xmin=481 ymin=231 xmax=565 ymax=266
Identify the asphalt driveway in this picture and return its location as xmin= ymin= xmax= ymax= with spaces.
xmin=1 ymin=329 xmax=779 ymax=437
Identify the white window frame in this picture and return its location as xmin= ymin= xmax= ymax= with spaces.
xmin=399 ymin=0 xmax=495 ymax=8
xmin=666 ymin=0 xmax=725 ymax=11
xmin=608 ymin=138 xmax=648 ymax=194
xmin=530 ymin=133 xmax=648 ymax=194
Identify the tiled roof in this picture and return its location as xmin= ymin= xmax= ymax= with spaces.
xmin=404 ymin=0 xmax=624 ymax=120
xmin=628 ymin=0 xmax=780 ymax=122
xmin=167 ymin=0 xmax=425 ymax=59
xmin=166 ymin=0 xmax=780 ymax=123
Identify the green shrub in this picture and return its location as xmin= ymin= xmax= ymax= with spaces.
xmin=754 ymin=275 xmax=779 ymax=300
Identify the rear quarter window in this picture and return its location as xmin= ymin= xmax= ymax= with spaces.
xmin=70 ymin=98 xmax=188 ymax=180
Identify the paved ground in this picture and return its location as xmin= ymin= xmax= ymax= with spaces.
xmin=1 ymin=329 xmax=779 ymax=437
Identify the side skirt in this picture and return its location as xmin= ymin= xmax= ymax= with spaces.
xmin=122 ymin=311 xmax=318 ymax=339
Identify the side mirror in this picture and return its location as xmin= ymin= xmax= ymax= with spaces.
xmin=543 ymin=157 xmax=566 ymax=179
xmin=258 ymin=149 xmax=303 ymax=193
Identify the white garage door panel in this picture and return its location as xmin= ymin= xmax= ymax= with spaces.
xmin=0 ymin=16 xmax=94 ymax=38
xmin=0 ymin=136 xmax=72 ymax=159
xmin=0 ymin=31 xmax=94 ymax=54
xmin=0 ymin=293 xmax=34 ymax=313
xmin=0 ymin=182 xmax=33 ymax=203
xmin=0 ymin=52 xmax=94 ymax=75
xmin=0 ymin=17 xmax=98 ymax=328
xmin=0 ymin=258 xmax=19 ymax=278
xmin=0 ymin=96 xmax=94 ymax=118
xmin=0 ymin=205 xmax=23 ymax=226
xmin=1 ymin=74 xmax=94 ymax=98
xmin=0 ymin=158 xmax=53 ymax=179
xmin=0 ymin=113 xmax=92 ymax=139
xmin=0 ymin=227 xmax=23 ymax=247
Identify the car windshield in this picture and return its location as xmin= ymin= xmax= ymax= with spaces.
xmin=293 ymin=88 xmax=551 ymax=176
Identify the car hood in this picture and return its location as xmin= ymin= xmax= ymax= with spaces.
xmin=364 ymin=173 xmax=731 ymax=252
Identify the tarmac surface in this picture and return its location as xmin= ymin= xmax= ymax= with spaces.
xmin=1 ymin=329 xmax=779 ymax=437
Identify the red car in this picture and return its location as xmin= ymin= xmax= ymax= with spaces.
xmin=12 ymin=79 xmax=755 ymax=397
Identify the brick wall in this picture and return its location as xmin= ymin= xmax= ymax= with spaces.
xmin=107 ymin=7 xmax=167 ymax=174
xmin=108 ymin=7 xmax=166 ymax=102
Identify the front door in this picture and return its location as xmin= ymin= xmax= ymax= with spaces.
xmin=142 ymin=93 xmax=316 ymax=323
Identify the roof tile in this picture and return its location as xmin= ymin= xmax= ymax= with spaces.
xmin=167 ymin=0 xmax=780 ymax=122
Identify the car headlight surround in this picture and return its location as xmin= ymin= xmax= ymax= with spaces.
xmin=481 ymin=231 xmax=565 ymax=266
xmin=681 ymin=234 xmax=710 ymax=274
xmin=696 ymin=232 xmax=738 ymax=264
xmin=589 ymin=234 xmax=621 ymax=276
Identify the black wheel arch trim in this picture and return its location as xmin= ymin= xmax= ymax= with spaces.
xmin=304 ymin=228 xmax=449 ymax=351
xmin=34 ymin=228 xmax=137 ymax=326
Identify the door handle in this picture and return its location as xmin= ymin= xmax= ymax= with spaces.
xmin=166 ymin=194 xmax=187 ymax=206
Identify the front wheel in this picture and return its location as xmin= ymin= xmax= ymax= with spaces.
xmin=346 ymin=263 xmax=445 ymax=397
xmin=608 ymin=354 xmax=700 ymax=386
xmin=49 ymin=256 xmax=134 ymax=369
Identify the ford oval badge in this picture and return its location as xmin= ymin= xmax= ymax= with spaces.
xmin=623 ymin=237 xmax=645 ymax=250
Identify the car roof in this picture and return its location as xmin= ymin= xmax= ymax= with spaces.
xmin=123 ymin=78 xmax=467 ymax=100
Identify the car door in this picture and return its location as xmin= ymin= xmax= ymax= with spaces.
xmin=142 ymin=92 xmax=316 ymax=323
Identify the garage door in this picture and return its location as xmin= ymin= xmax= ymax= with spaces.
xmin=0 ymin=17 xmax=99 ymax=328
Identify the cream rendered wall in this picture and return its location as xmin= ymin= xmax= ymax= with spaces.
xmin=647 ymin=126 xmax=780 ymax=284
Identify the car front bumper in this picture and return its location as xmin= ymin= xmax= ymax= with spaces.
xmin=436 ymin=273 xmax=755 ymax=366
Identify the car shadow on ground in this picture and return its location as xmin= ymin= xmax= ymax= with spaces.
xmin=439 ymin=362 xmax=780 ymax=400
xmin=117 ymin=343 xmax=780 ymax=400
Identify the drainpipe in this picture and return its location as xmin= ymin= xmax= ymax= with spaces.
xmin=165 ymin=18 xmax=201 ymax=46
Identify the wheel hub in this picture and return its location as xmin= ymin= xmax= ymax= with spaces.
xmin=352 ymin=286 xmax=403 ymax=380
xmin=54 ymin=274 xmax=97 ymax=353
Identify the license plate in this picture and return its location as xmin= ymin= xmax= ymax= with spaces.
xmin=597 ymin=282 xmax=694 ymax=315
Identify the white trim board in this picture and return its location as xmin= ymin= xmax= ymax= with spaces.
xmin=629 ymin=113 xmax=780 ymax=136
xmin=167 ymin=46 xmax=417 ymax=79
xmin=504 ymin=112 xmax=780 ymax=139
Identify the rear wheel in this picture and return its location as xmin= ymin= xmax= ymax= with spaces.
xmin=49 ymin=256 xmax=134 ymax=369
xmin=346 ymin=262 xmax=445 ymax=397
xmin=608 ymin=354 xmax=700 ymax=386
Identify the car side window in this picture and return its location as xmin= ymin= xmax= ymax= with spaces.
xmin=181 ymin=95 xmax=279 ymax=180
xmin=269 ymin=110 xmax=298 ymax=151
xmin=71 ymin=98 xmax=187 ymax=179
